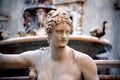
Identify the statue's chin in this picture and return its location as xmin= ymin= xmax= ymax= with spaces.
xmin=59 ymin=46 xmax=65 ymax=48
xmin=59 ymin=45 xmax=66 ymax=48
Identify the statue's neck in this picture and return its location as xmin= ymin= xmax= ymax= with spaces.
xmin=50 ymin=46 xmax=69 ymax=61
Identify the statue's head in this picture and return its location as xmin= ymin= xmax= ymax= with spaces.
xmin=44 ymin=10 xmax=73 ymax=35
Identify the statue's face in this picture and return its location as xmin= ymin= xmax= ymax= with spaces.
xmin=50 ymin=23 xmax=71 ymax=48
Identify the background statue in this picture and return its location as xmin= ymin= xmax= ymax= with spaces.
xmin=18 ymin=0 xmax=54 ymax=37
xmin=90 ymin=21 xmax=107 ymax=39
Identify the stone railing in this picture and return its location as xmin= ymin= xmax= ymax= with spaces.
xmin=95 ymin=60 xmax=120 ymax=80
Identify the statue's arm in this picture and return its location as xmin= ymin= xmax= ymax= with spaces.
xmin=75 ymin=52 xmax=99 ymax=80
xmin=82 ymin=57 xmax=99 ymax=80
xmin=0 ymin=52 xmax=31 ymax=68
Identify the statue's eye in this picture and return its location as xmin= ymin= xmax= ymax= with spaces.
xmin=66 ymin=31 xmax=70 ymax=34
xmin=56 ymin=30 xmax=63 ymax=34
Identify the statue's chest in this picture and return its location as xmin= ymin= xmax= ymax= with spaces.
xmin=37 ymin=59 xmax=81 ymax=80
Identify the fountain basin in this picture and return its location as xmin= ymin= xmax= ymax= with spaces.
xmin=0 ymin=35 xmax=112 ymax=58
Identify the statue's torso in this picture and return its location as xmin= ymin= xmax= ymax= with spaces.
xmin=33 ymin=48 xmax=82 ymax=80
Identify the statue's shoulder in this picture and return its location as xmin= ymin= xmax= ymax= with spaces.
xmin=22 ymin=47 xmax=49 ymax=55
xmin=71 ymin=48 xmax=93 ymax=62
xmin=39 ymin=47 xmax=50 ymax=51
xmin=38 ymin=47 xmax=50 ymax=55
xmin=71 ymin=49 xmax=95 ymax=71
xmin=21 ymin=47 xmax=50 ymax=59
xmin=71 ymin=48 xmax=83 ymax=56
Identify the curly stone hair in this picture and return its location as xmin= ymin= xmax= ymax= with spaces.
xmin=44 ymin=10 xmax=73 ymax=34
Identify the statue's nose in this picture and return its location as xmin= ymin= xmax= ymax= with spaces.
xmin=62 ymin=33 xmax=67 ymax=39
